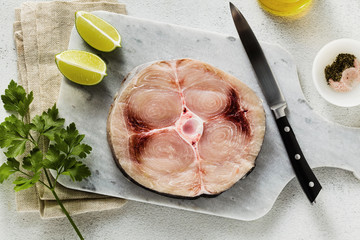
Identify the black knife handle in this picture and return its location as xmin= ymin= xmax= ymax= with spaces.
xmin=275 ymin=116 xmax=322 ymax=202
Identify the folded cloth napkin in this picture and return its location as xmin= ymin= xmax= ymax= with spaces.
xmin=13 ymin=0 xmax=127 ymax=219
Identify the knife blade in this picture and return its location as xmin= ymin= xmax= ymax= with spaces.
xmin=229 ymin=2 xmax=322 ymax=203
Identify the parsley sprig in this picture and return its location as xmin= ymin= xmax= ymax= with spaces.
xmin=0 ymin=80 xmax=92 ymax=240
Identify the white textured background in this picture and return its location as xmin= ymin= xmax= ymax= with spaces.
xmin=1 ymin=0 xmax=360 ymax=239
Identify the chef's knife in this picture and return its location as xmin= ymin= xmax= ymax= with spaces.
xmin=229 ymin=2 xmax=321 ymax=203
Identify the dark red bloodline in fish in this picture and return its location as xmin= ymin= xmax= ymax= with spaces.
xmin=125 ymin=107 xmax=151 ymax=133
xmin=128 ymin=133 xmax=151 ymax=163
xmin=224 ymin=88 xmax=250 ymax=136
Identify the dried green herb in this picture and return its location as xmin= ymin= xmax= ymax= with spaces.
xmin=325 ymin=53 xmax=356 ymax=83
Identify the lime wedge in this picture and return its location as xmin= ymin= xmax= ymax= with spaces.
xmin=75 ymin=11 xmax=121 ymax=52
xmin=55 ymin=50 xmax=107 ymax=85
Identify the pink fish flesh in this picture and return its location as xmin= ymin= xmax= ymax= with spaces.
xmin=107 ymin=59 xmax=266 ymax=198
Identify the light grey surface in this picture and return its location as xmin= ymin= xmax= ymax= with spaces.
xmin=1 ymin=0 xmax=360 ymax=239
xmin=57 ymin=12 xmax=360 ymax=221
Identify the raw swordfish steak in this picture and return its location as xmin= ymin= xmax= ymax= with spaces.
xmin=107 ymin=59 xmax=265 ymax=198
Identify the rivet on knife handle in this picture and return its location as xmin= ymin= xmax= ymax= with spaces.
xmin=275 ymin=115 xmax=322 ymax=202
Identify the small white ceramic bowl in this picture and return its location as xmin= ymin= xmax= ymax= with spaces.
xmin=312 ymin=38 xmax=360 ymax=107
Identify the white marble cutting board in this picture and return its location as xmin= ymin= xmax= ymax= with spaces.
xmin=56 ymin=12 xmax=360 ymax=221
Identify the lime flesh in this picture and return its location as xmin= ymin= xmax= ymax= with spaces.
xmin=75 ymin=11 xmax=121 ymax=52
xmin=55 ymin=50 xmax=107 ymax=85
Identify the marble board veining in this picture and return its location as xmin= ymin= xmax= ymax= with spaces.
xmin=56 ymin=12 xmax=360 ymax=221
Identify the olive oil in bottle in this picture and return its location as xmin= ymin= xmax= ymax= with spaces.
xmin=258 ymin=0 xmax=313 ymax=17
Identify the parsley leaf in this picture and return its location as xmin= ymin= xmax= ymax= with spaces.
xmin=13 ymin=173 xmax=41 ymax=192
xmin=0 ymin=115 xmax=31 ymax=157
xmin=22 ymin=148 xmax=43 ymax=173
xmin=0 ymin=158 xmax=20 ymax=183
xmin=31 ymin=104 xmax=65 ymax=141
xmin=1 ymin=115 xmax=32 ymax=140
xmin=53 ymin=123 xmax=92 ymax=159
xmin=5 ymin=140 xmax=28 ymax=158
xmin=70 ymin=143 xmax=92 ymax=159
xmin=48 ymin=122 xmax=92 ymax=181
xmin=43 ymin=145 xmax=66 ymax=171
xmin=0 ymin=80 xmax=91 ymax=239
xmin=1 ymin=80 xmax=33 ymax=117
xmin=61 ymin=157 xmax=91 ymax=182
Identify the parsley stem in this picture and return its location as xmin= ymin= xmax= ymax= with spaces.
xmin=50 ymin=188 xmax=84 ymax=240
xmin=43 ymin=168 xmax=53 ymax=189
xmin=28 ymin=133 xmax=37 ymax=147
xmin=54 ymin=151 xmax=71 ymax=184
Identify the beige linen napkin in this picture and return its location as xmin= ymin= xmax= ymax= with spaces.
xmin=13 ymin=0 xmax=127 ymax=218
